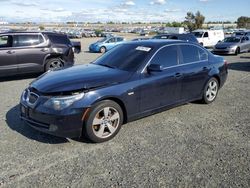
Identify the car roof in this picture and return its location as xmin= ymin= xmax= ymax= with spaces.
xmin=0 ymin=31 xmax=65 ymax=35
xmin=125 ymin=39 xmax=196 ymax=48
xmin=156 ymin=33 xmax=192 ymax=36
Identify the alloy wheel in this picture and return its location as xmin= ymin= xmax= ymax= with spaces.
xmin=92 ymin=107 xmax=120 ymax=139
xmin=206 ymin=80 xmax=218 ymax=102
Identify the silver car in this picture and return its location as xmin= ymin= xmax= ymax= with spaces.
xmin=213 ymin=36 xmax=250 ymax=55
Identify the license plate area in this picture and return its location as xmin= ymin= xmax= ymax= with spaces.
xmin=20 ymin=104 xmax=29 ymax=117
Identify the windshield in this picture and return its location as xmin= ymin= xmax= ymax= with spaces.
xmin=222 ymin=37 xmax=240 ymax=43
xmin=192 ymin=32 xmax=204 ymax=38
xmin=234 ymin=32 xmax=245 ymax=36
xmin=97 ymin=38 xmax=107 ymax=43
xmin=93 ymin=43 xmax=154 ymax=72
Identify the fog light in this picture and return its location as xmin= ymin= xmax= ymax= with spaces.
xmin=49 ymin=124 xmax=58 ymax=131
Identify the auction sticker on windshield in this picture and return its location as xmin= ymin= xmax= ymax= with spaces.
xmin=136 ymin=46 xmax=152 ymax=52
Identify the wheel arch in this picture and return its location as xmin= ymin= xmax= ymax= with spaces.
xmin=43 ymin=54 xmax=64 ymax=66
xmin=94 ymin=97 xmax=128 ymax=124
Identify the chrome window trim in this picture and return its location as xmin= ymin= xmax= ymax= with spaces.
xmin=141 ymin=43 xmax=208 ymax=73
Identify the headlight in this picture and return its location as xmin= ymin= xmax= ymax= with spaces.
xmin=44 ymin=93 xmax=84 ymax=110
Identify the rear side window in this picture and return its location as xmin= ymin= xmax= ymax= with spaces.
xmin=0 ymin=35 xmax=12 ymax=48
xmin=180 ymin=45 xmax=208 ymax=64
xmin=13 ymin=34 xmax=44 ymax=47
xmin=47 ymin=34 xmax=71 ymax=45
xmin=117 ymin=37 xmax=123 ymax=42
xmin=204 ymin=32 xmax=209 ymax=37
xmin=151 ymin=45 xmax=178 ymax=68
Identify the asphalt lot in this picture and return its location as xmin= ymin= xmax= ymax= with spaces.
xmin=0 ymin=35 xmax=249 ymax=187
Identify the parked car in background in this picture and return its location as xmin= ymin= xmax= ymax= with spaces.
xmin=89 ymin=36 xmax=125 ymax=53
xmin=213 ymin=36 xmax=250 ymax=55
xmin=232 ymin=30 xmax=250 ymax=38
xmin=20 ymin=40 xmax=228 ymax=143
xmin=152 ymin=33 xmax=199 ymax=43
xmin=192 ymin=29 xmax=224 ymax=47
xmin=0 ymin=31 xmax=74 ymax=77
xmin=132 ymin=37 xmax=151 ymax=41
xmin=71 ymin=41 xmax=81 ymax=54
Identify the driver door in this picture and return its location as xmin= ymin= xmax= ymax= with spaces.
xmin=0 ymin=35 xmax=17 ymax=76
xmin=139 ymin=45 xmax=182 ymax=112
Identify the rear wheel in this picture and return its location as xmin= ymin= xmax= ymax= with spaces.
xmin=45 ymin=58 xmax=64 ymax=71
xmin=84 ymin=100 xmax=123 ymax=143
xmin=202 ymin=77 xmax=219 ymax=104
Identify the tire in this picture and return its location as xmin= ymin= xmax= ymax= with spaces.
xmin=202 ymin=77 xmax=219 ymax=104
xmin=84 ymin=100 xmax=123 ymax=143
xmin=45 ymin=58 xmax=64 ymax=71
xmin=200 ymin=42 xmax=203 ymax=46
xmin=235 ymin=47 xmax=240 ymax=56
xmin=100 ymin=46 xmax=106 ymax=53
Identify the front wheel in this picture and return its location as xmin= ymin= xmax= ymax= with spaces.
xmin=84 ymin=100 xmax=123 ymax=143
xmin=100 ymin=46 xmax=106 ymax=53
xmin=202 ymin=77 xmax=219 ymax=104
xmin=235 ymin=47 xmax=240 ymax=56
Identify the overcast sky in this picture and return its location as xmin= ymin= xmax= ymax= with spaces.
xmin=0 ymin=0 xmax=249 ymax=23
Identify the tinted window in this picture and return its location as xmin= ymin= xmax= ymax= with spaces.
xmin=180 ymin=45 xmax=207 ymax=64
xmin=204 ymin=32 xmax=209 ymax=37
xmin=198 ymin=48 xmax=208 ymax=61
xmin=0 ymin=35 xmax=12 ymax=48
xmin=13 ymin=34 xmax=44 ymax=47
xmin=93 ymin=44 xmax=154 ymax=72
xmin=107 ymin=38 xmax=116 ymax=43
xmin=150 ymin=45 xmax=178 ymax=68
xmin=117 ymin=37 xmax=123 ymax=42
xmin=47 ymin=34 xmax=71 ymax=45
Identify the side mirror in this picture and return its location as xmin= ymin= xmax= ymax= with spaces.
xmin=147 ymin=64 xmax=163 ymax=72
xmin=218 ymin=40 xmax=221 ymax=43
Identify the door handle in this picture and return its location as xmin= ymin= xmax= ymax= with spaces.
xmin=175 ymin=73 xmax=182 ymax=78
xmin=7 ymin=50 xmax=15 ymax=54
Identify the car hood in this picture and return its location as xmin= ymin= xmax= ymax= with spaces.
xmin=31 ymin=64 xmax=131 ymax=93
xmin=215 ymin=42 xmax=238 ymax=48
xmin=90 ymin=41 xmax=102 ymax=46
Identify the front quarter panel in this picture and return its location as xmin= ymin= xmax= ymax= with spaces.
xmin=75 ymin=75 xmax=142 ymax=121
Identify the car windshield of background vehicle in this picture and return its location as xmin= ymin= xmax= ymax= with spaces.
xmin=223 ymin=37 xmax=240 ymax=43
xmin=93 ymin=44 xmax=154 ymax=72
xmin=192 ymin=32 xmax=203 ymax=38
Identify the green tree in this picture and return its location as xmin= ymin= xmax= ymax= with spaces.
xmin=237 ymin=16 xmax=250 ymax=28
xmin=195 ymin=11 xmax=205 ymax=29
xmin=39 ymin=25 xmax=45 ymax=31
xmin=184 ymin=12 xmax=195 ymax=31
xmin=184 ymin=11 xmax=205 ymax=31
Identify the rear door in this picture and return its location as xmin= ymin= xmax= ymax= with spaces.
xmin=13 ymin=34 xmax=47 ymax=73
xmin=0 ymin=35 xmax=17 ymax=76
xmin=178 ymin=44 xmax=209 ymax=101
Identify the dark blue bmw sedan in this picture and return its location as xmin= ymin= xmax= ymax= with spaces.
xmin=20 ymin=40 xmax=228 ymax=143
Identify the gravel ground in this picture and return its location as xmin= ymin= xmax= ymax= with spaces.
xmin=0 ymin=35 xmax=249 ymax=187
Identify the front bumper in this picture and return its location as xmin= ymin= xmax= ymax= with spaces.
xmin=213 ymin=48 xmax=236 ymax=55
xmin=20 ymin=104 xmax=85 ymax=138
